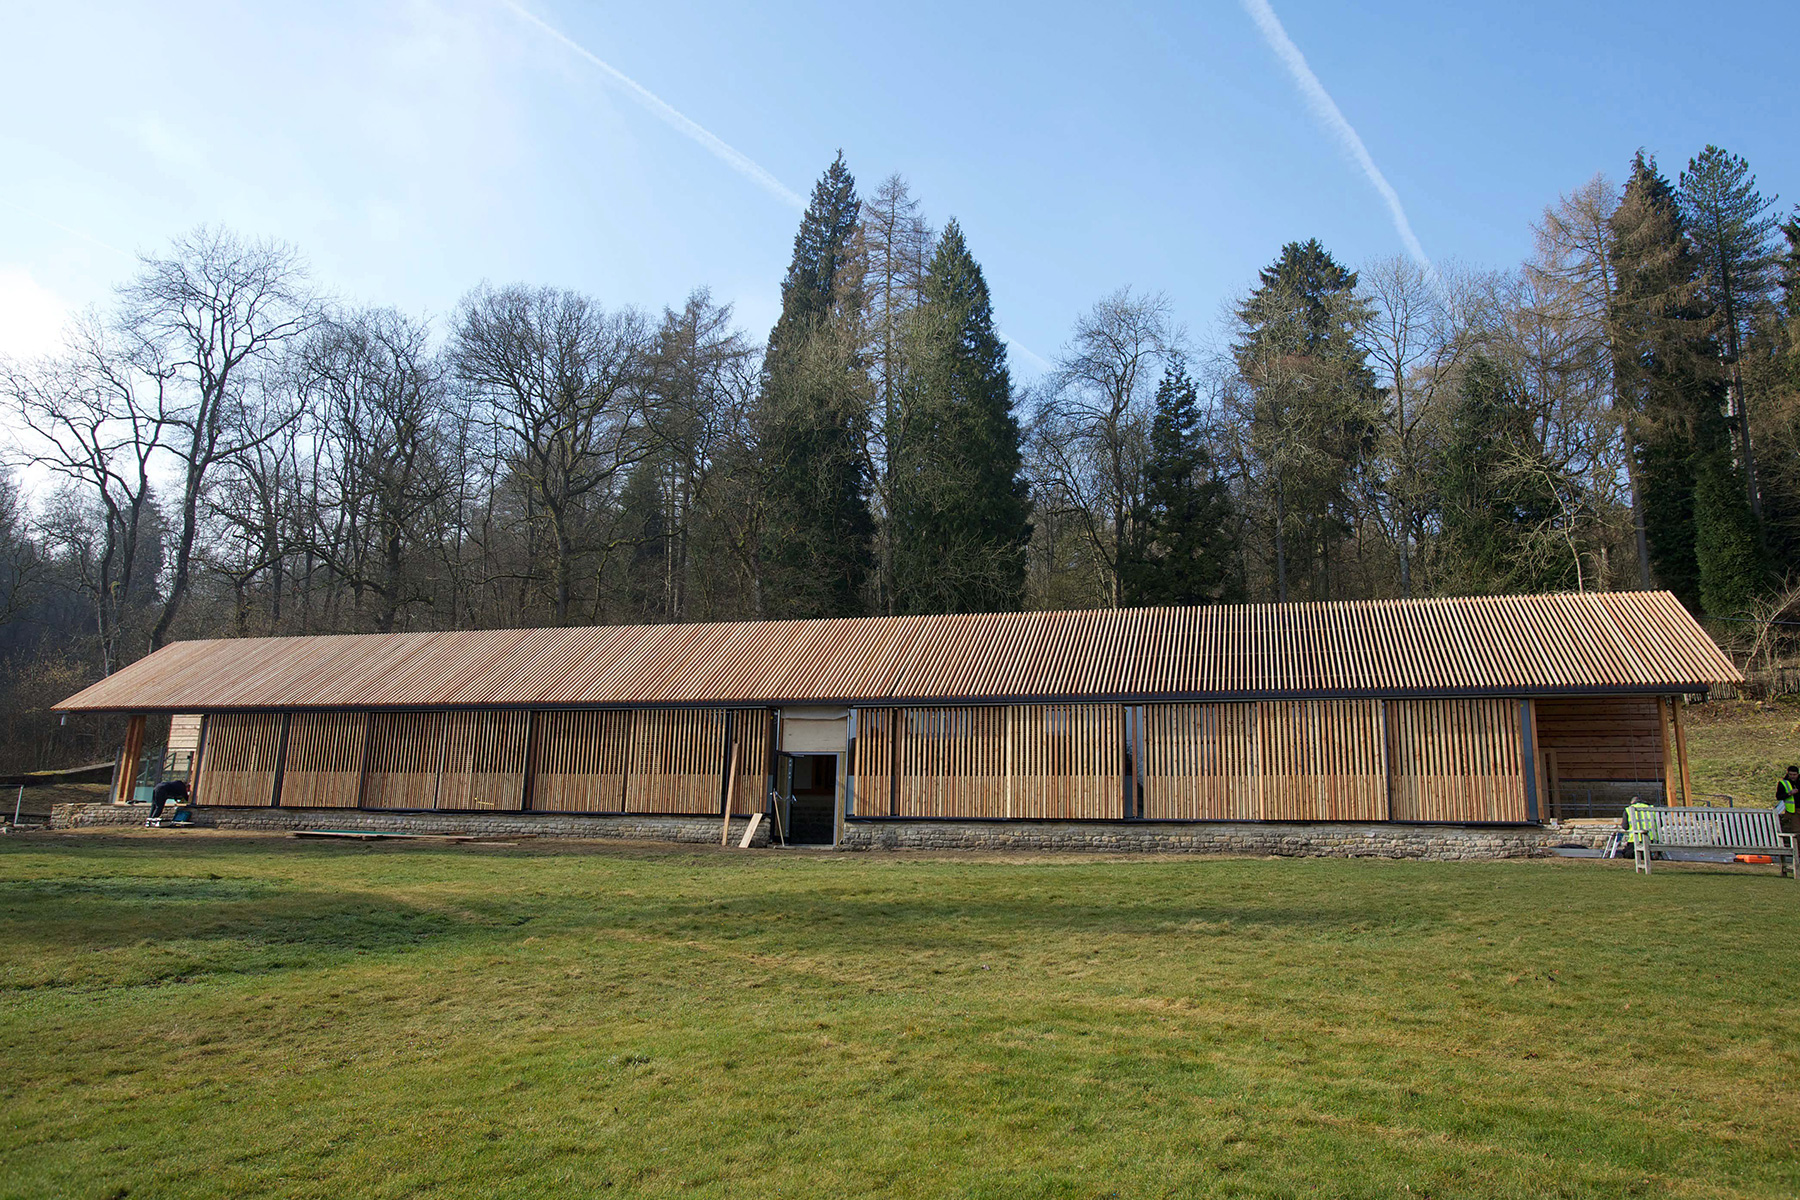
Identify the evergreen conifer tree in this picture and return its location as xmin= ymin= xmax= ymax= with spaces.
xmin=1753 ymin=213 xmax=1800 ymax=568
xmin=1680 ymin=146 xmax=1779 ymax=519
xmin=1609 ymin=151 xmax=1765 ymax=615
xmin=756 ymin=154 xmax=875 ymax=618
xmin=1693 ymin=439 xmax=1765 ymax=616
xmin=1609 ymin=153 xmax=1711 ymax=609
xmin=1438 ymin=356 xmax=1573 ymax=594
xmin=1122 ymin=359 xmax=1238 ymax=606
xmin=890 ymin=220 xmax=1030 ymax=613
xmin=1231 ymin=240 xmax=1379 ymax=602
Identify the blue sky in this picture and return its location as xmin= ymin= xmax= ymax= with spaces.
xmin=2 ymin=0 xmax=1795 ymax=373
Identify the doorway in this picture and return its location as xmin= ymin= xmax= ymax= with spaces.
xmin=778 ymin=752 xmax=839 ymax=845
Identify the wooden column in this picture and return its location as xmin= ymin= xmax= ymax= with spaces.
xmin=113 ymin=715 xmax=146 ymax=806
xmin=1519 ymin=699 xmax=1540 ymax=823
xmin=190 ymin=714 xmax=210 ymax=804
xmin=1658 ymin=697 xmax=1680 ymax=807
xmin=269 ymin=713 xmax=292 ymax=807
xmin=720 ymin=738 xmax=740 ymax=846
xmin=1671 ymin=698 xmax=1693 ymax=807
xmin=1544 ymin=749 xmax=1561 ymax=821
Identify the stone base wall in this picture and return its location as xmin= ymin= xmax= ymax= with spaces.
xmin=47 ymin=804 xmax=1617 ymax=860
xmin=49 ymin=804 xmax=770 ymax=847
xmin=840 ymin=819 xmax=1576 ymax=860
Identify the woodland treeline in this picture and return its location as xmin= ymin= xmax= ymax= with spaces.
xmin=2 ymin=147 xmax=1797 ymax=768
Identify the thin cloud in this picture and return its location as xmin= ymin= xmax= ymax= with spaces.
xmin=498 ymin=0 xmax=805 ymax=211
xmin=1239 ymin=0 xmax=1435 ymax=273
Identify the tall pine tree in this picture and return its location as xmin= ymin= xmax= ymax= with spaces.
xmin=890 ymin=220 xmax=1031 ymax=613
xmin=1231 ymin=239 xmax=1379 ymax=602
xmin=1747 ymin=212 xmax=1800 ymax=568
xmin=1680 ymin=146 xmax=1779 ymax=521
xmin=1609 ymin=151 xmax=1764 ymax=615
xmin=757 ymin=154 xmax=876 ymax=618
xmin=1123 ymin=359 xmax=1239 ymax=606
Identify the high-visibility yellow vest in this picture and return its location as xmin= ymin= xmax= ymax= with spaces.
xmin=1781 ymin=779 xmax=1797 ymax=814
xmin=1625 ymin=802 xmax=1657 ymax=845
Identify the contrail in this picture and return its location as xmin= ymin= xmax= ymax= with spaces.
xmin=0 ymin=198 xmax=132 ymax=259
xmin=1001 ymin=333 xmax=1052 ymax=375
xmin=498 ymin=0 xmax=806 ymax=211
xmin=1239 ymin=0 xmax=1435 ymax=273
xmin=499 ymin=2 xmax=1044 ymax=366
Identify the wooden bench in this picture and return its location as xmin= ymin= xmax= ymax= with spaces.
xmin=1635 ymin=806 xmax=1796 ymax=878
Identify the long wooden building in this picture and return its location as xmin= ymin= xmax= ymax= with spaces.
xmin=56 ymin=592 xmax=1739 ymax=845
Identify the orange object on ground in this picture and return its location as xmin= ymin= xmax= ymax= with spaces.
xmin=1734 ymin=854 xmax=1773 ymax=864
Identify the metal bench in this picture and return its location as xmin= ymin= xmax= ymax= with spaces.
xmin=1635 ymin=806 xmax=1796 ymax=878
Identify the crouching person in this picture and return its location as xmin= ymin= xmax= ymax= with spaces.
xmin=149 ymin=779 xmax=189 ymax=821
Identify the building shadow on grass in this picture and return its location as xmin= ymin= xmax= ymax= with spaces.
xmin=0 ymin=861 xmax=522 ymax=993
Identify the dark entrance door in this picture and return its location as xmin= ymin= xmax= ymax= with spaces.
xmin=781 ymin=753 xmax=838 ymax=845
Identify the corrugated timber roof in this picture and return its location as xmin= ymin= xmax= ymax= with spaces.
xmin=53 ymin=591 xmax=1740 ymax=713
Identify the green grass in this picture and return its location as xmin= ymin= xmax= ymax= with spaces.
xmin=1685 ymin=697 xmax=1800 ymax=804
xmin=1 ymin=835 xmax=1795 ymax=1199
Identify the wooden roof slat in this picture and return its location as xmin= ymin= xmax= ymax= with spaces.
xmin=53 ymin=591 xmax=1741 ymax=713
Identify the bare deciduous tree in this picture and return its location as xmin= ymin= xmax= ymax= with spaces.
xmin=298 ymin=308 xmax=454 ymax=632
xmin=3 ymin=316 xmax=175 ymax=671
xmin=1030 ymin=289 xmax=1177 ymax=608
xmin=118 ymin=226 xmax=315 ymax=649
xmin=452 ymin=284 xmax=651 ymax=625
xmin=1357 ymin=256 xmax=1486 ymax=596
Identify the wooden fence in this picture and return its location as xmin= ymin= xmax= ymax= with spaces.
xmin=363 ymin=713 xmax=445 ymax=810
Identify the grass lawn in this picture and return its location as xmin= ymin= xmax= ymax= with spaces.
xmin=1684 ymin=698 xmax=1800 ymax=804
xmin=0 ymin=836 xmax=1795 ymax=1200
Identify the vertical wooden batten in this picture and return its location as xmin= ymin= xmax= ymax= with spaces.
xmin=1380 ymin=701 xmax=1395 ymax=822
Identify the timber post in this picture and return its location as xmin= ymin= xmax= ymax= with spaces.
xmin=113 ymin=714 xmax=146 ymax=806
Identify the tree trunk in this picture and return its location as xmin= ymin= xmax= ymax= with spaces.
xmin=149 ymin=464 xmax=204 ymax=651
xmin=1718 ymin=273 xmax=1763 ymax=522
xmin=1274 ymin=470 xmax=1289 ymax=604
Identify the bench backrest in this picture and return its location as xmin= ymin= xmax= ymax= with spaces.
xmin=1650 ymin=806 xmax=1783 ymax=849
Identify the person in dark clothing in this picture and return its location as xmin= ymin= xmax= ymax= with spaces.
xmin=1779 ymin=765 xmax=1798 ymax=837
xmin=149 ymin=779 xmax=189 ymax=819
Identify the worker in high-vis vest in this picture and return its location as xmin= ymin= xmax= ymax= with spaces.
xmin=1623 ymin=797 xmax=1657 ymax=857
xmin=1779 ymin=765 xmax=1799 ymax=837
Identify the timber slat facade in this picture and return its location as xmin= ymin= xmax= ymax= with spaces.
xmin=63 ymin=592 xmax=1741 ymax=834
